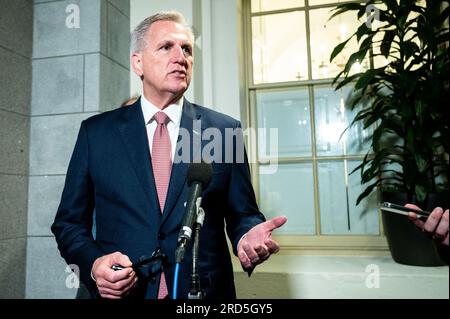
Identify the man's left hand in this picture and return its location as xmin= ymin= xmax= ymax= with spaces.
xmin=237 ymin=216 xmax=287 ymax=271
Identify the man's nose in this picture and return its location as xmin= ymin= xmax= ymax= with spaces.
xmin=171 ymin=45 xmax=186 ymax=63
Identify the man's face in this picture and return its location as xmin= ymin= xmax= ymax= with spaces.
xmin=132 ymin=20 xmax=193 ymax=103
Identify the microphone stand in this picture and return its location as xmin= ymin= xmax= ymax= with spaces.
xmin=188 ymin=207 xmax=205 ymax=299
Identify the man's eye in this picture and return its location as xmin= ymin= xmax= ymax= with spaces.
xmin=183 ymin=47 xmax=192 ymax=55
xmin=161 ymin=44 xmax=171 ymax=51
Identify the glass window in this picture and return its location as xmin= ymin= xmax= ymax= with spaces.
xmin=252 ymin=11 xmax=308 ymax=84
xmin=251 ymin=0 xmax=305 ymax=13
xmin=318 ymin=161 xmax=379 ymax=235
xmin=256 ymin=89 xmax=312 ymax=158
xmin=259 ymin=163 xmax=316 ymax=234
xmin=347 ymin=160 xmax=380 ymax=234
xmin=247 ymin=1 xmax=380 ymax=244
xmin=314 ymin=85 xmax=371 ymax=156
xmin=308 ymin=0 xmax=338 ymax=5
xmin=309 ymin=7 xmax=368 ymax=80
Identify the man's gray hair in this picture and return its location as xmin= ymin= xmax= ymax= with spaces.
xmin=130 ymin=11 xmax=194 ymax=54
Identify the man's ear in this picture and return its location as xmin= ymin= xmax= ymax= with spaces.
xmin=131 ymin=52 xmax=143 ymax=77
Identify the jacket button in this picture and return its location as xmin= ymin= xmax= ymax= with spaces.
xmin=158 ymin=233 xmax=166 ymax=240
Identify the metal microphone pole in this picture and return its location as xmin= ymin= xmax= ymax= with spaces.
xmin=188 ymin=206 xmax=205 ymax=299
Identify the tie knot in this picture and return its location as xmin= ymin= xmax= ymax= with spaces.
xmin=153 ymin=111 xmax=170 ymax=125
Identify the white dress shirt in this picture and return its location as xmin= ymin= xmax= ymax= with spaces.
xmin=140 ymin=94 xmax=183 ymax=162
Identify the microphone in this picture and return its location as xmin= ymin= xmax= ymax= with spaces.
xmin=175 ymin=162 xmax=213 ymax=263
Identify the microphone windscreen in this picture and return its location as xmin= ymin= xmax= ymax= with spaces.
xmin=187 ymin=162 xmax=213 ymax=188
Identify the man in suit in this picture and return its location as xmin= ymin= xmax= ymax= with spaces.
xmin=52 ymin=11 xmax=286 ymax=299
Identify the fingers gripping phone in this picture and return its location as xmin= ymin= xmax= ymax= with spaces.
xmin=380 ymin=202 xmax=430 ymax=221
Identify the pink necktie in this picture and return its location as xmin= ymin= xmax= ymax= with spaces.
xmin=151 ymin=111 xmax=171 ymax=299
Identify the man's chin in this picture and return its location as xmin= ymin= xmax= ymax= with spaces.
xmin=168 ymin=83 xmax=189 ymax=95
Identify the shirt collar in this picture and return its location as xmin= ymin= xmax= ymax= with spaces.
xmin=140 ymin=94 xmax=183 ymax=127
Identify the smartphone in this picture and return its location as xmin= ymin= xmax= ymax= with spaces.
xmin=380 ymin=202 xmax=430 ymax=220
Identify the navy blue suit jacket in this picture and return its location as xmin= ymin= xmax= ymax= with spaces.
xmin=51 ymin=98 xmax=265 ymax=299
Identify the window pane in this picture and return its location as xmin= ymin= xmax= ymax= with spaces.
xmin=347 ymin=160 xmax=379 ymax=234
xmin=256 ymin=89 xmax=312 ymax=158
xmin=259 ymin=163 xmax=315 ymax=234
xmin=251 ymin=0 xmax=305 ymax=13
xmin=309 ymin=7 xmax=369 ymax=80
xmin=308 ymin=0 xmax=339 ymax=5
xmin=252 ymin=11 xmax=308 ymax=84
xmin=314 ymin=85 xmax=371 ymax=156
xmin=318 ymin=161 xmax=379 ymax=235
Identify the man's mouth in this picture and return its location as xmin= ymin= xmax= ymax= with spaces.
xmin=170 ymin=70 xmax=187 ymax=76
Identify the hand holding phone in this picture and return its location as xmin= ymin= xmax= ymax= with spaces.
xmin=380 ymin=202 xmax=430 ymax=221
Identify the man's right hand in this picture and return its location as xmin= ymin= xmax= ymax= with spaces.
xmin=92 ymin=252 xmax=138 ymax=299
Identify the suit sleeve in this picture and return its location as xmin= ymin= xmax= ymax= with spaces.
xmin=51 ymin=121 xmax=104 ymax=293
xmin=225 ymin=120 xmax=266 ymax=255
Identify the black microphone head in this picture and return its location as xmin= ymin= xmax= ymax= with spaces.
xmin=187 ymin=162 xmax=213 ymax=188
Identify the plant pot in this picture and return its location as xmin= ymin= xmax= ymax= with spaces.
xmin=381 ymin=192 xmax=448 ymax=266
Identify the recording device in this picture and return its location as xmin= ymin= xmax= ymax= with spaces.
xmin=175 ymin=162 xmax=213 ymax=263
xmin=380 ymin=202 xmax=431 ymax=220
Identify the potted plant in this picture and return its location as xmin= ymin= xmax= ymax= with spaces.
xmin=329 ymin=0 xmax=449 ymax=265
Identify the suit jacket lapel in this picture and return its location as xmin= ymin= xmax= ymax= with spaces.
xmin=117 ymin=99 xmax=161 ymax=218
xmin=161 ymin=99 xmax=202 ymax=223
